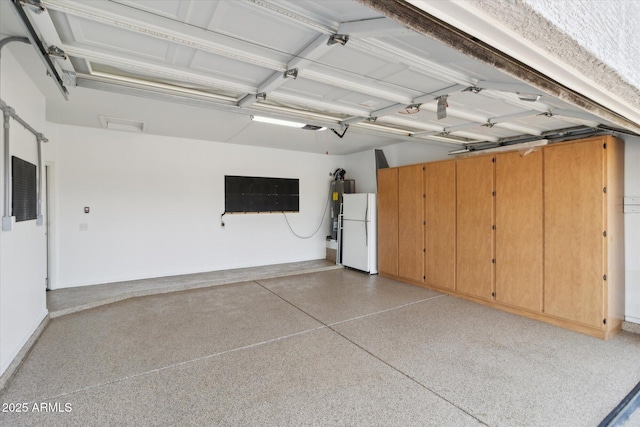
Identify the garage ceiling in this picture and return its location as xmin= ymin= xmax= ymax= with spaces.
xmin=0 ymin=0 xmax=624 ymax=155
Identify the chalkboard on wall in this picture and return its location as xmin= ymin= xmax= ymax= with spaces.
xmin=225 ymin=175 xmax=299 ymax=213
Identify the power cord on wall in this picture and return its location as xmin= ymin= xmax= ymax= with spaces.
xmin=283 ymin=188 xmax=331 ymax=239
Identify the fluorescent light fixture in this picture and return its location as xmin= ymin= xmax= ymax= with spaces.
xmin=99 ymin=115 xmax=145 ymax=133
xmin=251 ymin=115 xmax=325 ymax=131
xmin=356 ymin=121 xmax=412 ymax=135
xmin=449 ymin=148 xmax=471 ymax=155
xmin=251 ymin=115 xmax=305 ymax=128
xmin=517 ymin=93 xmax=542 ymax=102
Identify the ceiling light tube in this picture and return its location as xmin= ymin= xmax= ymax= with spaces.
xmin=355 ymin=122 xmax=412 ymax=135
xmin=251 ymin=115 xmax=306 ymax=128
xmin=517 ymin=93 xmax=542 ymax=102
xmin=448 ymin=148 xmax=471 ymax=155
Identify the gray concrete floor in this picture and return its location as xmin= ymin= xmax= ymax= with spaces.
xmin=2 ymin=268 xmax=640 ymax=426
xmin=46 ymin=259 xmax=341 ymax=317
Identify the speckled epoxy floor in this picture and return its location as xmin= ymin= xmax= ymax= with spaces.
xmin=2 ymin=269 xmax=640 ymax=426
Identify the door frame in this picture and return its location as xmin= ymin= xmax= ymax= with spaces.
xmin=45 ymin=162 xmax=56 ymax=290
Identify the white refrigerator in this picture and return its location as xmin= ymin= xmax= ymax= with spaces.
xmin=340 ymin=193 xmax=378 ymax=274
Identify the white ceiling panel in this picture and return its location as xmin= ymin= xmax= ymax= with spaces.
xmin=210 ymin=1 xmax=319 ymax=55
xmin=66 ymin=17 xmax=172 ymax=62
xmin=114 ymin=0 xmax=189 ymax=20
xmin=312 ymin=44 xmax=392 ymax=77
xmin=382 ymin=34 xmax=528 ymax=84
xmin=382 ymin=69 xmax=453 ymax=95
xmin=189 ymin=50 xmax=274 ymax=86
xmin=1 ymin=0 xmax=624 ymax=155
xmin=278 ymin=0 xmax=380 ymax=24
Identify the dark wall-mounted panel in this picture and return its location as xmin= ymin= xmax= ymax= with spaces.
xmin=225 ymin=176 xmax=299 ymax=213
xmin=12 ymin=156 xmax=37 ymax=222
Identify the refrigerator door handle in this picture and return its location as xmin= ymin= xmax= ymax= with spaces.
xmin=364 ymin=220 xmax=368 ymax=247
xmin=364 ymin=199 xmax=368 ymax=222
xmin=364 ymin=197 xmax=369 ymax=246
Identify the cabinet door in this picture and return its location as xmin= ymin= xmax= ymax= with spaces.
xmin=398 ymin=164 xmax=424 ymax=282
xmin=425 ymin=160 xmax=456 ymax=290
xmin=495 ymin=150 xmax=543 ymax=312
xmin=456 ymin=155 xmax=494 ymax=299
xmin=544 ymin=140 xmax=605 ymax=327
xmin=377 ymin=168 xmax=399 ymax=276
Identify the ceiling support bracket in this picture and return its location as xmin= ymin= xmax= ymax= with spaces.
xmin=327 ymin=34 xmax=349 ymax=46
xmin=47 ymin=45 xmax=66 ymax=60
xmin=283 ymin=68 xmax=298 ymax=79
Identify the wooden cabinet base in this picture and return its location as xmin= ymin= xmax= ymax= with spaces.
xmin=380 ymin=272 xmax=622 ymax=340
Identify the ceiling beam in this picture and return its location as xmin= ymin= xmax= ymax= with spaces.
xmin=239 ymin=34 xmax=334 ymax=107
xmin=63 ymin=45 xmax=256 ymax=94
xmin=75 ymin=74 xmax=435 ymax=144
xmin=42 ymin=0 xmax=287 ymax=71
xmin=246 ymin=0 xmax=335 ymax=34
xmin=338 ymin=83 xmax=468 ymax=126
xmin=43 ymin=0 xmax=423 ymax=110
xmin=337 ymin=17 xmax=412 ymax=38
xmin=360 ymin=0 xmax=640 ymax=134
xmin=475 ymin=80 xmax=542 ymax=95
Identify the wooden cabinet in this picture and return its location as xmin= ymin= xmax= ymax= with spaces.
xmin=456 ymin=155 xmax=494 ymax=300
xmin=543 ymin=137 xmax=624 ymax=334
xmin=398 ymin=164 xmax=424 ymax=283
xmin=377 ymin=168 xmax=398 ymax=277
xmin=424 ymin=160 xmax=456 ymax=290
xmin=376 ymin=136 xmax=624 ymax=339
xmin=495 ymin=150 xmax=543 ymax=312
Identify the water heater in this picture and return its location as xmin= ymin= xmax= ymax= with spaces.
xmin=329 ymin=179 xmax=355 ymax=240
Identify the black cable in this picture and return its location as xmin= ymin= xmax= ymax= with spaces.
xmin=283 ymin=188 xmax=331 ymax=239
xmin=331 ymin=126 xmax=349 ymax=138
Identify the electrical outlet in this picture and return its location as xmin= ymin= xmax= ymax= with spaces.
xmin=79 ymin=223 xmax=88 ymax=231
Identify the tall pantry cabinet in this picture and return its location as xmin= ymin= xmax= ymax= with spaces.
xmin=377 ymin=168 xmax=398 ymax=277
xmin=424 ymin=160 xmax=456 ymax=291
xmin=543 ymin=137 xmax=624 ymax=333
xmin=376 ymin=135 xmax=624 ymax=339
xmin=494 ymin=149 xmax=543 ymax=313
xmin=456 ymin=155 xmax=494 ymax=300
xmin=398 ymin=165 xmax=424 ymax=283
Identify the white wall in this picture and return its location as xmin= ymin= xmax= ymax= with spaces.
xmin=344 ymin=149 xmax=377 ymax=194
xmin=343 ymin=142 xmax=453 ymax=195
xmin=623 ymin=137 xmax=640 ymax=323
xmin=54 ymin=125 xmax=342 ymax=288
xmin=0 ymin=48 xmax=50 ymax=376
